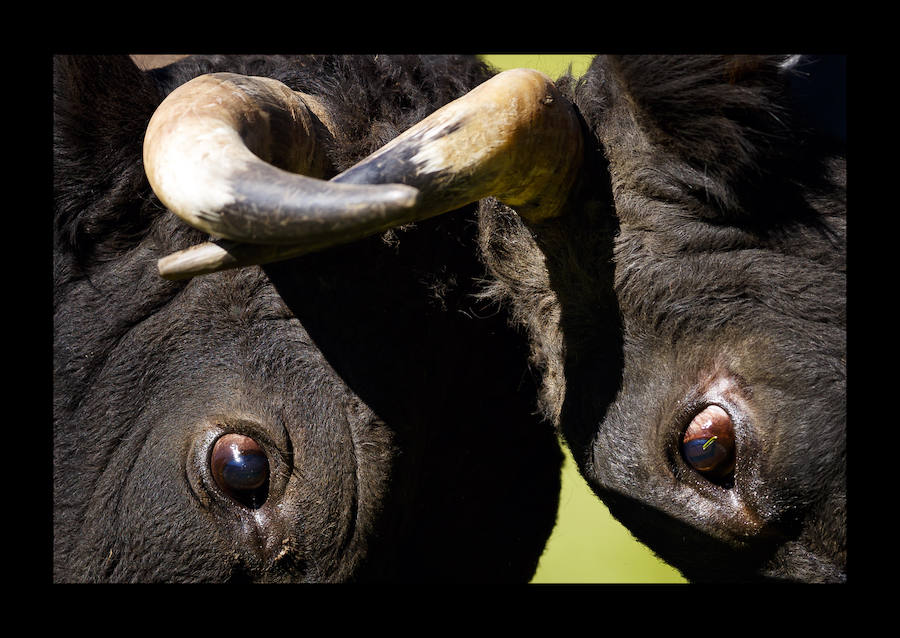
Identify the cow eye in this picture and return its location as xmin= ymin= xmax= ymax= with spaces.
xmin=210 ymin=433 xmax=270 ymax=509
xmin=681 ymin=404 xmax=736 ymax=484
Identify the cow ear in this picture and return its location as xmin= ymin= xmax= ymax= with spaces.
xmin=54 ymin=55 xmax=164 ymax=260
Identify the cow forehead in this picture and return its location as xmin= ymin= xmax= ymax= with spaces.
xmin=612 ymin=223 xmax=844 ymax=340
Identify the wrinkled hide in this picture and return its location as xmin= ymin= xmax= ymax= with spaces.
xmin=479 ymin=55 xmax=845 ymax=582
xmin=53 ymin=55 xmax=562 ymax=582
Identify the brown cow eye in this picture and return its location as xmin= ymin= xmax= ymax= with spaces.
xmin=681 ymin=404 xmax=736 ymax=484
xmin=210 ymin=433 xmax=270 ymax=509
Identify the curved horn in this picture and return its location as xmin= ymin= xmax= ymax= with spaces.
xmin=157 ymin=239 xmax=315 ymax=280
xmin=333 ymin=68 xmax=584 ymax=224
xmin=151 ymin=68 xmax=583 ymax=280
xmin=143 ymin=72 xmax=419 ymax=246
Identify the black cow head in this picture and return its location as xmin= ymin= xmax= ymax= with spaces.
xmin=148 ymin=54 xmax=844 ymax=582
xmin=53 ymin=55 xmax=562 ymax=582
xmin=562 ymin=56 xmax=845 ymax=582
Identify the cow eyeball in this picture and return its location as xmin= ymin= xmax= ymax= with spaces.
xmin=210 ymin=433 xmax=270 ymax=509
xmin=681 ymin=404 xmax=736 ymax=485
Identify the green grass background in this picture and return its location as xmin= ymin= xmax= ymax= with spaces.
xmin=480 ymin=54 xmax=686 ymax=583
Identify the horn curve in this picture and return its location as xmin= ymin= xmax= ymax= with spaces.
xmin=143 ymin=72 xmax=420 ymax=246
xmin=333 ymin=68 xmax=584 ymax=224
xmin=150 ymin=67 xmax=584 ymax=280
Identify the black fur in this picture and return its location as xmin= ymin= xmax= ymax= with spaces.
xmin=53 ymin=55 xmax=562 ymax=582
